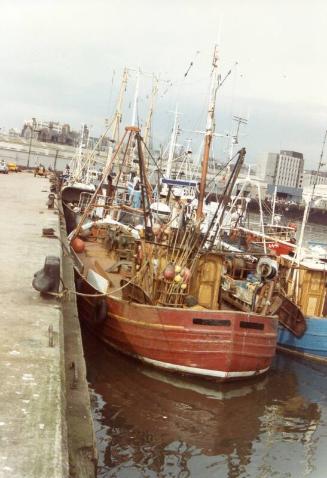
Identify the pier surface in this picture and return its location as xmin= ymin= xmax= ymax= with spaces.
xmin=0 ymin=171 xmax=96 ymax=477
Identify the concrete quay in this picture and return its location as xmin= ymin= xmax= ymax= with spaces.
xmin=0 ymin=172 xmax=96 ymax=477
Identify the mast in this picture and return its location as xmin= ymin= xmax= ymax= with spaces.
xmin=73 ymin=123 xmax=87 ymax=181
xmin=196 ymin=44 xmax=220 ymax=219
xmin=131 ymin=67 xmax=140 ymax=126
xmin=70 ymin=127 xmax=131 ymax=242
xmin=312 ymin=130 xmax=327 ymax=202
xmin=270 ymin=184 xmax=277 ymax=226
xmin=143 ymin=75 xmax=159 ymax=153
xmin=166 ymin=105 xmax=180 ymax=179
xmin=109 ymin=68 xmax=128 ymax=145
xmin=104 ymin=68 xmax=128 ymax=171
xmin=288 ymin=130 xmax=327 ymax=301
xmin=207 ymin=148 xmax=247 ymax=247
xmin=298 ymin=130 xmax=327 ymax=251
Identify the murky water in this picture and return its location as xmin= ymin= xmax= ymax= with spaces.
xmin=82 ymin=223 xmax=327 ymax=478
xmin=82 ymin=328 xmax=327 ymax=478
xmin=248 ymin=213 xmax=327 ymax=247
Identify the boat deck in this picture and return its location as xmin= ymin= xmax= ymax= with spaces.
xmin=79 ymin=240 xmax=127 ymax=298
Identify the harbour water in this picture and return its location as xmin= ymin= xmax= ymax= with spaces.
xmin=83 ymin=329 xmax=327 ymax=478
xmin=82 ymin=223 xmax=327 ymax=478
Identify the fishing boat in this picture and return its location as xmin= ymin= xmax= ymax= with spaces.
xmin=66 ymin=46 xmax=285 ymax=381
xmin=277 ymin=253 xmax=327 ymax=360
xmin=62 ymin=70 xmax=131 ymax=233
xmin=71 ymin=196 xmax=279 ymax=380
xmin=274 ymin=130 xmax=327 ymax=361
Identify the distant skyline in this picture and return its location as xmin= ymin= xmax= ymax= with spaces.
xmin=1 ymin=0 xmax=327 ymax=168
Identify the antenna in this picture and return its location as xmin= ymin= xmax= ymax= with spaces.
xmin=227 ymin=115 xmax=248 ymax=161
xmin=232 ymin=115 xmax=248 ymax=145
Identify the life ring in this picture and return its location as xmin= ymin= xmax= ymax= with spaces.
xmin=94 ymin=299 xmax=108 ymax=324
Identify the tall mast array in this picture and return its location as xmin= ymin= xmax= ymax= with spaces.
xmin=196 ymin=45 xmax=220 ymax=219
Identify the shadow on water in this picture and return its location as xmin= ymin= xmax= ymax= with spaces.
xmin=81 ymin=327 xmax=327 ymax=478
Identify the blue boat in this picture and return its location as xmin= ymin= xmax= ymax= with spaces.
xmin=277 ymin=256 xmax=327 ymax=361
xmin=278 ymin=318 xmax=327 ymax=361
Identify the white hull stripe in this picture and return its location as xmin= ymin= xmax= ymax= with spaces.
xmin=104 ymin=339 xmax=270 ymax=379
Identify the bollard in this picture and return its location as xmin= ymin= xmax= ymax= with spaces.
xmin=47 ymin=193 xmax=55 ymax=209
xmin=32 ymin=256 xmax=60 ymax=294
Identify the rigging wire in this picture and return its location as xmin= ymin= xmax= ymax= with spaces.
xmin=205 ymin=149 xmax=240 ymax=191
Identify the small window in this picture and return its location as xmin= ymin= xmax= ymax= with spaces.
xmin=240 ymin=321 xmax=264 ymax=330
xmin=193 ymin=318 xmax=231 ymax=326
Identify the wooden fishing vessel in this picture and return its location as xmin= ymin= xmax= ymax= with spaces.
xmin=68 ymin=46 xmax=281 ymax=381
xmin=277 ymin=255 xmax=327 ymax=361
xmin=72 ymin=225 xmax=278 ymax=380
xmin=276 ymin=131 xmax=327 ymax=361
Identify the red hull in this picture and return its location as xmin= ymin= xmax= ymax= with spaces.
xmin=76 ymin=273 xmax=278 ymax=381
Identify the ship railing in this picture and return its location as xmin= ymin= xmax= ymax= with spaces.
xmin=78 ymin=192 xmax=112 ymax=212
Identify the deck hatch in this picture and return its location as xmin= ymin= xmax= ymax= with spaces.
xmin=240 ymin=321 xmax=264 ymax=330
xmin=193 ymin=318 xmax=231 ymax=326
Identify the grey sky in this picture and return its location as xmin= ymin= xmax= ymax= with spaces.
xmin=1 ymin=0 xmax=327 ymax=167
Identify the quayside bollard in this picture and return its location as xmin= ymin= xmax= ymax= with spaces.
xmin=32 ymin=256 xmax=60 ymax=294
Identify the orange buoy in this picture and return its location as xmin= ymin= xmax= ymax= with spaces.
xmin=71 ymin=237 xmax=85 ymax=253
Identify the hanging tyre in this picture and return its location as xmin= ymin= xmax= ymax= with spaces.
xmin=94 ymin=298 xmax=108 ymax=324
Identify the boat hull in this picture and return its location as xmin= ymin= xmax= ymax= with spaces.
xmin=61 ymin=184 xmax=94 ymax=233
xmin=75 ymin=272 xmax=278 ymax=381
xmin=278 ymin=317 xmax=327 ymax=362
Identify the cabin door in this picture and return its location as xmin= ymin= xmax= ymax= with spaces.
xmin=191 ymin=253 xmax=223 ymax=309
xmin=300 ymin=269 xmax=327 ymax=317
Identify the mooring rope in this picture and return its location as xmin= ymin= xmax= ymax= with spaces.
xmin=44 ymin=262 xmax=149 ymax=300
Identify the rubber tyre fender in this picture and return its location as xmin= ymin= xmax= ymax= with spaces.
xmin=75 ymin=277 xmax=83 ymax=292
xmin=94 ymin=298 xmax=108 ymax=324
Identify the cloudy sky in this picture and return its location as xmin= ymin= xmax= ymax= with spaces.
xmin=1 ymin=0 xmax=327 ymax=167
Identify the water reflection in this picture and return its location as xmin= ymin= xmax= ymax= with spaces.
xmin=82 ymin=328 xmax=327 ymax=478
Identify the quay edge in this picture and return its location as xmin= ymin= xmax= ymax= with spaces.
xmin=0 ymin=171 xmax=96 ymax=478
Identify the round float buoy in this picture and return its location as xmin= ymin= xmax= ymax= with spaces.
xmin=71 ymin=237 xmax=85 ymax=253
xmin=163 ymin=263 xmax=175 ymax=281
xmin=174 ymin=274 xmax=182 ymax=283
xmin=180 ymin=267 xmax=191 ymax=283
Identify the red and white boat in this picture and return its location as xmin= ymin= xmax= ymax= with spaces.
xmin=73 ymin=243 xmax=278 ymax=381
xmin=72 ymin=223 xmax=278 ymax=381
xmin=68 ymin=46 xmax=280 ymax=382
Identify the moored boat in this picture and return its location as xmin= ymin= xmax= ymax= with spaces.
xmin=72 ymin=219 xmax=278 ymax=381
xmin=276 ymin=131 xmax=327 ymax=361
xmin=277 ymin=255 xmax=327 ymax=361
xmin=68 ymin=45 xmax=282 ymax=382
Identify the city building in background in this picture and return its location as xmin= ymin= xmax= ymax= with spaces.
xmin=303 ymin=169 xmax=327 ymax=187
xmin=257 ymin=150 xmax=304 ymax=203
xmin=21 ymin=118 xmax=86 ymax=147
